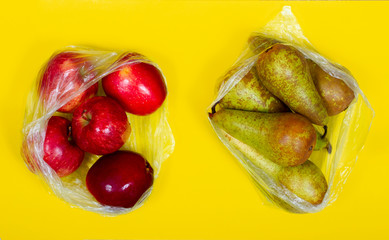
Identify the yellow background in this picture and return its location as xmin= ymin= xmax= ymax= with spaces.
xmin=1 ymin=1 xmax=388 ymax=239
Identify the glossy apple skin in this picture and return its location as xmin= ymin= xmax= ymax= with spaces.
xmin=43 ymin=116 xmax=84 ymax=177
xmin=40 ymin=52 xmax=98 ymax=113
xmin=86 ymin=151 xmax=154 ymax=208
xmin=72 ymin=96 xmax=131 ymax=155
xmin=102 ymin=59 xmax=167 ymax=116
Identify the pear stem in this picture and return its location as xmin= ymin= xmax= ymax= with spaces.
xmin=211 ymin=102 xmax=218 ymax=114
xmin=326 ymin=142 xmax=332 ymax=154
xmin=322 ymin=125 xmax=328 ymax=139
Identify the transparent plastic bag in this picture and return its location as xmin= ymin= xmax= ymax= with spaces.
xmin=208 ymin=6 xmax=374 ymax=213
xmin=21 ymin=46 xmax=175 ymax=216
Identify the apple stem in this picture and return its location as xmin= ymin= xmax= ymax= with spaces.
xmin=67 ymin=125 xmax=73 ymax=142
xmin=82 ymin=109 xmax=91 ymax=122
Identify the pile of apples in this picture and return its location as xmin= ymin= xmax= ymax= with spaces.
xmin=210 ymin=35 xmax=355 ymax=209
xmin=33 ymin=51 xmax=167 ymax=208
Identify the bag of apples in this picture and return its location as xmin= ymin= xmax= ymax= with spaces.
xmin=22 ymin=46 xmax=174 ymax=215
xmin=209 ymin=6 xmax=374 ymax=213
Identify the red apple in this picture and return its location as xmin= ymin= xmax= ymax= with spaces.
xmin=102 ymin=54 xmax=167 ymax=115
xmin=40 ymin=52 xmax=98 ymax=113
xmin=86 ymin=151 xmax=154 ymax=208
xmin=43 ymin=116 xmax=84 ymax=177
xmin=72 ymin=96 xmax=131 ymax=155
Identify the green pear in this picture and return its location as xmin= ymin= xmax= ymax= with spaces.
xmin=256 ymin=44 xmax=329 ymax=126
xmin=222 ymin=130 xmax=328 ymax=205
xmin=307 ymin=60 xmax=355 ymax=116
xmin=278 ymin=161 xmax=328 ymax=205
xmin=210 ymin=109 xmax=316 ymax=167
xmin=218 ymin=66 xmax=288 ymax=112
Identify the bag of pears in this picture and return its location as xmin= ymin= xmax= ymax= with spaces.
xmin=208 ymin=6 xmax=374 ymax=213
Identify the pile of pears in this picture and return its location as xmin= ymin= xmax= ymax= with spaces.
xmin=210 ymin=35 xmax=355 ymax=209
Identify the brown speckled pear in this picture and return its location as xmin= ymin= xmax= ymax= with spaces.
xmin=221 ymin=130 xmax=328 ymax=205
xmin=218 ymin=66 xmax=288 ymax=112
xmin=308 ymin=60 xmax=355 ymax=116
xmin=256 ymin=44 xmax=329 ymax=126
xmin=210 ymin=109 xmax=316 ymax=167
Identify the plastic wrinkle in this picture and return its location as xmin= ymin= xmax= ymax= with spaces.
xmin=208 ymin=6 xmax=374 ymax=213
xmin=21 ymin=46 xmax=175 ymax=216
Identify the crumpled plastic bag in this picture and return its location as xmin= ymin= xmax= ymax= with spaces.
xmin=208 ymin=6 xmax=374 ymax=213
xmin=21 ymin=46 xmax=175 ymax=215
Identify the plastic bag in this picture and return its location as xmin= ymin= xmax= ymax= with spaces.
xmin=21 ymin=46 xmax=175 ymax=216
xmin=208 ymin=6 xmax=374 ymax=213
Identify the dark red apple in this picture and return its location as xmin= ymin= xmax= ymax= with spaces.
xmin=102 ymin=54 xmax=167 ymax=115
xmin=42 ymin=116 xmax=84 ymax=177
xmin=86 ymin=151 xmax=154 ymax=208
xmin=40 ymin=52 xmax=98 ymax=113
xmin=72 ymin=96 xmax=131 ymax=155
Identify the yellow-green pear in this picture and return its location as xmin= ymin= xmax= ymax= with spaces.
xmin=221 ymin=130 xmax=328 ymax=205
xmin=218 ymin=66 xmax=288 ymax=112
xmin=210 ymin=109 xmax=316 ymax=167
xmin=256 ymin=44 xmax=329 ymax=126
